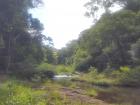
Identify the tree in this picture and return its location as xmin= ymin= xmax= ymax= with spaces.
xmin=57 ymin=40 xmax=78 ymax=65
xmin=131 ymin=39 xmax=140 ymax=65
xmin=0 ymin=0 xmax=44 ymax=73
xmin=85 ymin=0 xmax=140 ymax=19
xmin=63 ymin=8 xmax=140 ymax=72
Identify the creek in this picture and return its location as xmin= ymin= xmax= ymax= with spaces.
xmin=53 ymin=74 xmax=140 ymax=105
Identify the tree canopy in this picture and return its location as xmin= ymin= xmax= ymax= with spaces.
xmin=85 ymin=0 xmax=140 ymax=18
xmin=57 ymin=0 xmax=140 ymax=72
xmin=0 ymin=0 xmax=46 ymax=72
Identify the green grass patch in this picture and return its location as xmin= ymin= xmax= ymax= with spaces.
xmin=0 ymin=80 xmax=47 ymax=105
xmin=85 ymin=88 xmax=98 ymax=97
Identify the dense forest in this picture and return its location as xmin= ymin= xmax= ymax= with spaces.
xmin=0 ymin=0 xmax=54 ymax=77
xmin=58 ymin=0 xmax=140 ymax=71
xmin=0 ymin=0 xmax=140 ymax=105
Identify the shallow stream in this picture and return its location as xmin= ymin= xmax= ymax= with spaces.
xmin=54 ymin=74 xmax=140 ymax=105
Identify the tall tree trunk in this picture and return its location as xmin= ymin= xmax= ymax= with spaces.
xmin=6 ymin=34 xmax=11 ymax=74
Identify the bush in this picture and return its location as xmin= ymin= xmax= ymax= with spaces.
xmin=39 ymin=70 xmax=55 ymax=80
xmin=119 ymin=67 xmax=140 ymax=86
xmin=75 ymin=59 xmax=91 ymax=72
xmin=37 ymin=63 xmax=74 ymax=74
xmin=10 ymin=62 xmax=56 ymax=81
xmin=55 ymin=65 xmax=74 ymax=74
xmin=37 ymin=63 xmax=55 ymax=71
xmin=10 ymin=62 xmax=37 ymax=80
xmin=120 ymin=66 xmax=130 ymax=72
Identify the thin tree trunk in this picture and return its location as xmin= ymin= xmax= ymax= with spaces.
xmin=6 ymin=34 xmax=11 ymax=74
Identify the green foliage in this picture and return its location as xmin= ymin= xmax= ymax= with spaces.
xmin=53 ymin=0 xmax=140 ymax=89
xmin=73 ymin=48 xmax=91 ymax=72
xmin=85 ymin=89 xmax=98 ymax=97
xmin=76 ymin=65 xmax=140 ymax=87
xmin=10 ymin=62 xmax=37 ymax=80
xmin=58 ymin=8 xmax=140 ymax=72
xmin=0 ymin=0 xmax=46 ymax=73
xmin=37 ymin=63 xmax=55 ymax=71
xmin=57 ymin=40 xmax=78 ymax=65
xmin=120 ymin=66 xmax=130 ymax=72
xmin=131 ymin=39 xmax=140 ymax=64
xmin=37 ymin=63 xmax=74 ymax=74
xmin=9 ymin=62 xmax=56 ymax=81
xmin=63 ymin=10 xmax=140 ymax=71
xmin=0 ymin=81 xmax=46 ymax=105
xmin=74 ymin=69 xmax=114 ymax=87
xmin=119 ymin=67 xmax=140 ymax=86
xmin=43 ymin=46 xmax=57 ymax=64
xmin=75 ymin=57 xmax=92 ymax=72
xmin=0 ymin=80 xmax=98 ymax=105
xmin=85 ymin=0 xmax=140 ymax=19
xmin=55 ymin=65 xmax=74 ymax=74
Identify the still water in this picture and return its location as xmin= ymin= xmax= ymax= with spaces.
xmin=54 ymin=75 xmax=140 ymax=105
xmin=95 ymin=86 xmax=140 ymax=105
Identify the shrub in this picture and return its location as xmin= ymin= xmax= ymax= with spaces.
xmin=35 ymin=63 xmax=56 ymax=81
xmin=10 ymin=62 xmax=37 ymax=80
xmin=37 ymin=63 xmax=55 ymax=71
xmin=119 ymin=67 xmax=140 ymax=86
xmin=10 ymin=62 xmax=56 ymax=81
xmin=55 ymin=65 xmax=74 ymax=74
xmin=39 ymin=70 xmax=55 ymax=80
xmin=0 ymin=81 xmax=46 ymax=105
xmin=37 ymin=63 xmax=74 ymax=74
xmin=75 ymin=59 xmax=91 ymax=72
xmin=120 ymin=66 xmax=130 ymax=72
xmin=85 ymin=89 xmax=98 ymax=97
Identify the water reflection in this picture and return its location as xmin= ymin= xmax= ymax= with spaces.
xmin=53 ymin=74 xmax=78 ymax=80
xmin=95 ymin=86 xmax=140 ymax=105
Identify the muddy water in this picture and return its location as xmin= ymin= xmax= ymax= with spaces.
xmin=94 ymin=86 xmax=140 ymax=105
xmin=54 ymin=75 xmax=140 ymax=105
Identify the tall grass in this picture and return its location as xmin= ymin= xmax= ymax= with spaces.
xmin=0 ymin=80 xmax=96 ymax=105
xmin=74 ymin=66 xmax=140 ymax=87
xmin=118 ymin=67 xmax=140 ymax=86
xmin=0 ymin=81 xmax=46 ymax=105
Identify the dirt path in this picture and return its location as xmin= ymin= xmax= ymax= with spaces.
xmin=60 ymin=87 xmax=110 ymax=105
